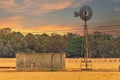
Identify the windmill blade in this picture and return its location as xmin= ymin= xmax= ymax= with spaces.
xmin=74 ymin=11 xmax=80 ymax=17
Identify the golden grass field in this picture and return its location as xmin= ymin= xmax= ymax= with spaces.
xmin=0 ymin=58 xmax=120 ymax=80
xmin=0 ymin=72 xmax=120 ymax=80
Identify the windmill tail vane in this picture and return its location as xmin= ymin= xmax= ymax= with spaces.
xmin=74 ymin=11 xmax=80 ymax=17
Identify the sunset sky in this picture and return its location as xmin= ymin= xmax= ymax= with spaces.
xmin=0 ymin=0 xmax=120 ymax=35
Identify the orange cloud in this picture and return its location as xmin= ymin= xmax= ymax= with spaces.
xmin=0 ymin=0 xmax=15 ymax=8
xmin=0 ymin=16 xmax=99 ymax=35
xmin=22 ymin=25 xmax=84 ymax=35
xmin=0 ymin=16 xmax=27 ymax=32
xmin=0 ymin=24 xmax=84 ymax=35
xmin=0 ymin=0 xmax=92 ymax=15
xmin=0 ymin=16 xmax=25 ymax=24
xmin=0 ymin=15 xmax=89 ymax=35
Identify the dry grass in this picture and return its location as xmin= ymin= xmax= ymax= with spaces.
xmin=0 ymin=58 xmax=15 ymax=67
xmin=0 ymin=72 xmax=120 ymax=80
xmin=65 ymin=58 xmax=120 ymax=71
xmin=0 ymin=58 xmax=120 ymax=71
xmin=0 ymin=58 xmax=120 ymax=80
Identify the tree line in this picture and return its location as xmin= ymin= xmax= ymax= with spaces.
xmin=0 ymin=28 xmax=119 ymax=58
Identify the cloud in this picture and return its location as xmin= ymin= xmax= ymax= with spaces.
xmin=22 ymin=25 xmax=76 ymax=33
xmin=0 ymin=24 xmax=84 ymax=35
xmin=0 ymin=0 xmax=92 ymax=16
xmin=0 ymin=16 xmax=29 ymax=32
xmin=113 ymin=0 xmax=120 ymax=11
xmin=0 ymin=0 xmax=92 ymax=35
xmin=113 ymin=0 xmax=120 ymax=2
xmin=0 ymin=0 xmax=15 ymax=8
xmin=114 ymin=7 xmax=120 ymax=11
xmin=0 ymin=16 xmax=26 ymax=26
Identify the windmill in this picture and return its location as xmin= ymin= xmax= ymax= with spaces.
xmin=74 ymin=5 xmax=93 ymax=70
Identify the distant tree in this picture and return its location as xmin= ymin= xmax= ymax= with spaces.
xmin=9 ymin=32 xmax=26 ymax=53
xmin=0 ymin=28 xmax=119 ymax=58
xmin=47 ymin=33 xmax=67 ymax=53
xmin=65 ymin=33 xmax=83 ymax=58
xmin=88 ymin=31 xmax=120 ymax=58
xmin=34 ymin=33 xmax=49 ymax=53
xmin=25 ymin=33 xmax=35 ymax=51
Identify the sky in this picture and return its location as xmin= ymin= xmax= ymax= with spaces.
xmin=0 ymin=0 xmax=120 ymax=36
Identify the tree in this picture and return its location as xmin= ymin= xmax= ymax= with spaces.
xmin=47 ymin=33 xmax=67 ymax=53
xmin=34 ymin=33 xmax=49 ymax=53
xmin=25 ymin=33 xmax=35 ymax=52
xmin=88 ymin=31 xmax=119 ymax=58
xmin=0 ymin=28 xmax=119 ymax=58
xmin=0 ymin=28 xmax=13 ymax=57
xmin=9 ymin=32 xmax=26 ymax=53
xmin=65 ymin=33 xmax=83 ymax=58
